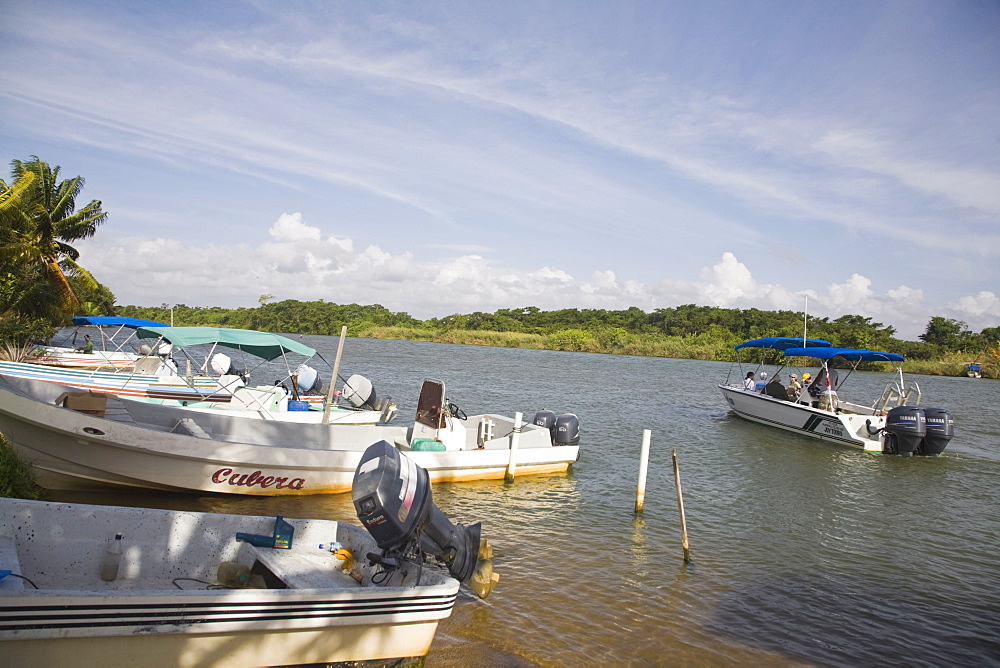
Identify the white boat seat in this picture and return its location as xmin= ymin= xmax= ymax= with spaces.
xmin=133 ymin=357 xmax=165 ymax=375
xmin=237 ymin=542 xmax=359 ymax=590
xmin=0 ymin=535 xmax=25 ymax=591
xmin=228 ymin=386 xmax=284 ymax=412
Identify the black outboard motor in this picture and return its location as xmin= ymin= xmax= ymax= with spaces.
xmin=533 ymin=409 xmax=556 ymax=431
xmin=352 ymin=441 xmax=498 ymax=598
xmin=918 ymin=408 xmax=954 ymax=456
xmin=883 ymin=406 xmax=926 ymax=456
xmin=554 ymin=413 xmax=581 ymax=446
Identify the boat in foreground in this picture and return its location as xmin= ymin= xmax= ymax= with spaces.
xmin=0 ymin=374 xmax=580 ymax=495
xmin=0 ymin=442 xmax=498 ymax=666
xmin=719 ymin=337 xmax=955 ymax=455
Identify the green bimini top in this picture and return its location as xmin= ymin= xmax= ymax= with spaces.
xmin=135 ymin=326 xmax=316 ymax=361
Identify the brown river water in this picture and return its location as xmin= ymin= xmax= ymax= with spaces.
xmin=49 ymin=335 xmax=1000 ymax=666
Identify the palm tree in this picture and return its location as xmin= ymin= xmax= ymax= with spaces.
xmin=0 ymin=156 xmax=108 ymax=319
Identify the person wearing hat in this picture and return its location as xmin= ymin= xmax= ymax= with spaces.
xmin=754 ymin=371 xmax=768 ymax=393
xmin=786 ymin=373 xmax=802 ymax=401
xmin=764 ymin=373 xmax=787 ymax=400
xmin=742 ymin=371 xmax=755 ymax=391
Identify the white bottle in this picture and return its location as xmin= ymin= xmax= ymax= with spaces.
xmin=100 ymin=533 xmax=123 ymax=582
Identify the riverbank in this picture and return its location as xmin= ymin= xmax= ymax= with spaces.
xmin=354 ymin=325 xmax=999 ymax=379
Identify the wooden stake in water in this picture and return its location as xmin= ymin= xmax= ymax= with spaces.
xmin=322 ymin=326 xmax=348 ymax=425
xmin=672 ymin=449 xmax=691 ymax=563
xmin=505 ymin=412 xmax=523 ymax=482
xmin=634 ymin=429 xmax=651 ymax=514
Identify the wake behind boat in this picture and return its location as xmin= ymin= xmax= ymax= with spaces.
xmin=719 ymin=337 xmax=955 ymax=456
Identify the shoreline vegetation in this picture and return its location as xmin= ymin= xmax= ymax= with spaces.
xmin=114 ymin=301 xmax=1000 ymax=379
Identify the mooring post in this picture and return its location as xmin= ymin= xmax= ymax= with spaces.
xmin=505 ymin=412 xmax=523 ymax=482
xmin=672 ymin=449 xmax=691 ymax=563
xmin=634 ymin=429 xmax=651 ymax=514
xmin=322 ymin=326 xmax=347 ymax=425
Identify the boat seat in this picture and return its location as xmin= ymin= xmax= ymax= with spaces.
xmin=228 ymin=387 xmax=283 ymax=412
xmin=0 ymin=535 xmax=25 ymax=591
xmin=133 ymin=357 xmax=165 ymax=375
xmin=237 ymin=542 xmax=359 ymax=590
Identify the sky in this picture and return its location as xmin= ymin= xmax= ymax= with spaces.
xmin=1 ymin=0 xmax=998 ymax=341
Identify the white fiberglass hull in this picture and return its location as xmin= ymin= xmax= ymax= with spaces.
xmin=719 ymin=384 xmax=886 ymax=452
xmin=0 ymin=378 xmax=579 ymax=496
xmin=0 ymin=497 xmax=458 ymax=667
xmin=27 ymin=346 xmax=139 ymax=369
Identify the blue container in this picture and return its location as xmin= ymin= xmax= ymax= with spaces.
xmin=287 ymin=400 xmax=309 ymax=412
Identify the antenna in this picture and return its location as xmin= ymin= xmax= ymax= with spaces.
xmin=802 ymin=296 xmax=808 ymax=347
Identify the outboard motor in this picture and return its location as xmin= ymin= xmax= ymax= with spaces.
xmin=883 ymin=406 xmax=926 ymax=456
xmin=352 ymin=441 xmax=498 ymax=599
xmin=554 ymin=413 xmax=581 ymax=446
xmin=532 ymin=410 xmax=557 ymax=437
xmin=342 ymin=374 xmax=377 ymax=410
xmin=918 ymin=408 xmax=954 ymax=456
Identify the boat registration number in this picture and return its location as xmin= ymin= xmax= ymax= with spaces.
xmin=817 ymin=420 xmax=845 ymax=438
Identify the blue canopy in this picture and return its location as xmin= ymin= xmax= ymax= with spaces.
xmin=782 ymin=347 xmax=904 ymax=363
xmin=72 ymin=316 xmax=167 ymax=328
xmin=735 ymin=337 xmax=832 ymax=351
xmin=135 ymin=326 xmax=316 ymax=361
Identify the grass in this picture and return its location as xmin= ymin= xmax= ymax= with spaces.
xmin=0 ymin=433 xmax=43 ymax=500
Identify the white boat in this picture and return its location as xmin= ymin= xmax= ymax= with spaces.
xmin=718 ymin=337 xmax=955 ymax=456
xmin=0 ymin=443 xmax=498 ymax=666
xmin=0 ymin=373 xmax=581 ymax=495
xmin=3 ymin=326 xmax=374 ymax=410
xmin=27 ymin=316 xmax=166 ymax=369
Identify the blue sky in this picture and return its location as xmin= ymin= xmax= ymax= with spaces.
xmin=2 ymin=0 xmax=997 ymax=340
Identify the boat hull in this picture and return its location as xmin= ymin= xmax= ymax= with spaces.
xmin=0 ymin=498 xmax=458 ymax=667
xmin=0 ymin=378 xmax=580 ymax=496
xmin=719 ymin=384 xmax=886 ymax=452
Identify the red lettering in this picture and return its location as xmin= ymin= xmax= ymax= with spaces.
xmin=209 ymin=468 xmax=305 ymax=491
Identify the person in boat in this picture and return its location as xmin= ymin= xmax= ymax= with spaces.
xmin=76 ymin=335 xmax=94 ymax=354
xmin=786 ymin=373 xmax=802 ymax=401
xmin=754 ymin=371 xmax=768 ymax=392
xmin=764 ymin=374 xmax=787 ymax=400
xmin=742 ymin=371 xmax=755 ymax=390
xmin=797 ymin=373 xmax=811 ymax=404
xmin=807 ymin=365 xmax=839 ymax=410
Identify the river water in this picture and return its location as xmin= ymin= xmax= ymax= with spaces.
xmin=50 ymin=335 xmax=1000 ymax=666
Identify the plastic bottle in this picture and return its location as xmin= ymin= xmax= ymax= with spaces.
xmin=100 ymin=533 xmax=123 ymax=582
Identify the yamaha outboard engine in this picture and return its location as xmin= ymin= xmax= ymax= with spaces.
xmin=918 ymin=408 xmax=954 ymax=456
xmin=554 ymin=413 xmax=581 ymax=446
xmin=352 ymin=441 xmax=498 ymax=598
xmin=883 ymin=406 xmax=926 ymax=456
xmin=533 ymin=409 xmax=556 ymax=432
